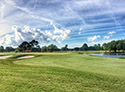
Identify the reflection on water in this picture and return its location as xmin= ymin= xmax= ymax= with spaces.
xmin=90 ymin=53 xmax=125 ymax=58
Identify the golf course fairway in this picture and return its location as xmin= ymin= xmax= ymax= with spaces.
xmin=0 ymin=52 xmax=124 ymax=92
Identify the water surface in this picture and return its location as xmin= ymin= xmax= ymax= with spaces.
xmin=90 ymin=53 xmax=125 ymax=58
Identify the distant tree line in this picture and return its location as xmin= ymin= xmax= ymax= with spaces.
xmin=102 ymin=39 xmax=125 ymax=52
xmin=0 ymin=46 xmax=15 ymax=52
xmin=0 ymin=39 xmax=124 ymax=52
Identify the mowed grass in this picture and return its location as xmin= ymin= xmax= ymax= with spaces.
xmin=0 ymin=52 xmax=125 ymax=92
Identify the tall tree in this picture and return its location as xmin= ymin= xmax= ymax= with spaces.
xmin=47 ymin=44 xmax=59 ymax=52
xmin=29 ymin=40 xmax=39 ymax=48
xmin=5 ymin=47 xmax=15 ymax=52
xmin=19 ymin=41 xmax=31 ymax=51
xmin=30 ymin=40 xmax=41 ymax=52
xmin=102 ymin=39 xmax=125 ymax=52
xmin=81 ymin=43 xmax=88 ymax=51
xmin=93 ymin=44 xmax=102 ymax=50
xmin=61 ymin=44 xmax=68 ymax=51
xmin=110 ymin=40 xmax=117 ymax=52
xmin=0 ymin=46 xmax=4 ymax=52
xmin=122 ymin=40 xmax=125 ymax=52
xmin=103 ymin=43 xmax=108 ymax=50
xmin=41 ymin=46 xmax=47 ymax=52
xmin=116 ymin=40 xmax=122 ymax=51
xmin=18 ymin=40 xmax=40 ymax=52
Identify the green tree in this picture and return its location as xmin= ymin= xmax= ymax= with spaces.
xmin=61 ymin=44 xmax=68 ymax=51
xmin=103 ymin=43 xmax=108 ymax=50
xmin=0 ymin=46 xmax=4 ymax=52
xmin=74 ymin=47 xmax=80 ymax=51
xmin=41 ymin=46 xmax=47 ymax=52
xmin=30 ymin=40 xmax=41 ymax=52
xmin=15 ymin=47 xmax=22 ymax=52
xmin=18 ymin=40 xmax=40 ymax=52
xmin=116 ymin=40 xmax=122 ymax=51
xmin=93 ymin=44 xmax=102 ymax=50
xmin=47 ymin=44 xmax=59 ymax=52
xmin=122 ymin=40 xmax=125 ymax=52
xmin=5 ymin=47 xmax=15 ymax=52
xmin=110 ymin=41 xmax=117 ymax=52
xmin=81 ymin=43 xmax=88 ymax=51
xmin=29 ymin=40 xmax=39 ymax=48
xmin=103 ymin=40 xmax=125 ymax=52
xmin=19 ymin=41 xmax=30 ymax=51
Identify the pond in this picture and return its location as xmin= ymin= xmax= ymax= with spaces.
xmin=90 ymin=53 xmax=125 ymax=58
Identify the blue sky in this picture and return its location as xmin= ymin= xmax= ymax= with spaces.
xmin=0 ymin=0 xmax=125 ymax=48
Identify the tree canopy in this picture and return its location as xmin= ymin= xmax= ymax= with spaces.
xmin=18 ymin=40 xmax=41 ymax=52
xmin=0 ymin=39 xmax=124 ymax=52
xmin=103 ymin=39 xmax=125 ymax=52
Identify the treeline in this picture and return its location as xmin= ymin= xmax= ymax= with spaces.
xmin=0 ymin=40 xmax=103 ymax=52
xmin=0 ymin=39 xmax=125 ymax=52
xmin=102 ymin=39 xmax=125 ymax=52
xmin=0 ymin=46 xmax=15 ymax=52
xmin=16 ymin=40 xmax=41 ymax=52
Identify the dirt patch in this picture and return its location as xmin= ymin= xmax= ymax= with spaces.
xmin=17 ymin=56 xmax=35 ymax=59
xmin=0 ymin=55 xmax=12 ymax=59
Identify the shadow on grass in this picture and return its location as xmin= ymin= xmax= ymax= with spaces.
xmin=119 ymin=57 xmax=125 ymax=59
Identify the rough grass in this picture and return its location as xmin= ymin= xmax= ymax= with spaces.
xmin=0 ymin=52 xmax=125 ymax=92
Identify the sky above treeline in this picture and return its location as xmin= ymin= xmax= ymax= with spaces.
xmin=0 ymin=0 xmax=125 ymax=48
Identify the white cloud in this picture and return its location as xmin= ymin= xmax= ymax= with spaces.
xmin=0 ymin=0 xmax=124 ymax=47
xmin=0 ymin=3 xmax=5 ymax=20
xmin=52 ymin=23 xmax=71 ymax=43
xmin=79 ymin=27 xmax=83 ymax=31
xmin=78 ymin=32 xmax=81 ymax=35
xmin=0 ymin=25 xmax=71 ymax=46
xmin=88 ymin=38 xmax=118 ymax=46
xmin=5 ymin=0 xmax=53 ymax=24
xmin=104 ymin=35 xmax=110 ymax=39
xmin=88 ymin=35 xmax=101 ymax=42
xmin=108 ymin=31 xmax=116 ymax=35
xmin=0 ymin=23 xmax=12 ymax=35
xmin=103 ymin=31 xmax=116 ymax=40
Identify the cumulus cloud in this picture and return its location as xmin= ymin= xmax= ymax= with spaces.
xmin=108 ymin=31 xmax=116 ymax=35
xmin=103 ymin=31 xmax=116 ymax=39
xmin=79 ymin=27 xmax=83 ymax=31
xmin=78 ymin=32 xmax=81 ymax=35
xmin=88 ymin=35 xmax=101 ymax=42
xmin=0 ymin=0 xmax=124 ymax=47
xmin=0 ymin=25 xmax=71 ymax=46
xmin=52 ymin=23 xmax=71 ymax=43
xmin=104 ymin=35 xmax=110 ymax=39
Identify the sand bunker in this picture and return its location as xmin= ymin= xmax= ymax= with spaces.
xmin=17 ymin=56 xmax=35 ymax=59
xmin=0 ymin=55 xmax=12 ymax=59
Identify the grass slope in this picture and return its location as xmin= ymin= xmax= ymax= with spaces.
xmin=0 ymin=52 xmax=125 ymax=92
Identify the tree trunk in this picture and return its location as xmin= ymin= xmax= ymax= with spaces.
xmin=114 ymin=50 xmax=116 ymax=53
